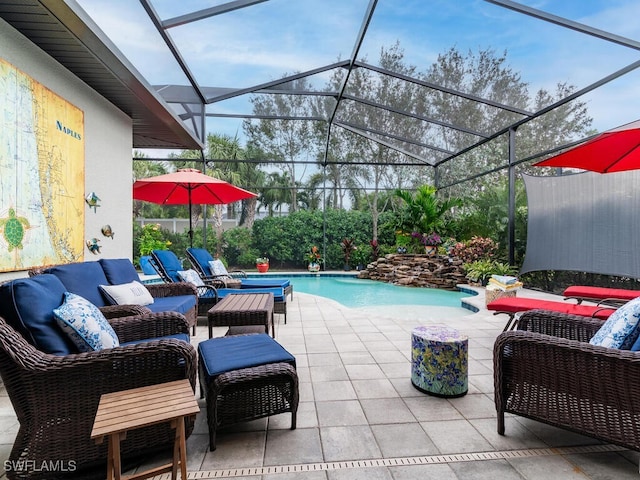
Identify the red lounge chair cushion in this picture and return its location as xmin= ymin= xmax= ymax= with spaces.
xmin=563 ymin=286 xmax=640 ymax=302
xmin=487 ymin=297 xmax=616 ymax=320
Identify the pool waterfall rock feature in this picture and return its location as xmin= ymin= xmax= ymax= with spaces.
xmin=357 ymin=254 xmax=466 ymax=291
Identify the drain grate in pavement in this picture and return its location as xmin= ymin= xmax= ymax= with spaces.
xmin=148 ymin=443 xmax=627 ymax=479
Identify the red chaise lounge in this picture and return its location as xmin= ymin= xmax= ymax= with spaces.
xmin=487 ymin=296 xmax=617 ymax=330
xmin=563 ymin=285 xmax=640 ymax=305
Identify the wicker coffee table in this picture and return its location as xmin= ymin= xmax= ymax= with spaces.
xmin=207 ymin=292 xmax=274 ymax=338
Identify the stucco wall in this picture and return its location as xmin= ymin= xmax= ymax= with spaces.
xmin=0 ymin=18 xmax=133 ymax=280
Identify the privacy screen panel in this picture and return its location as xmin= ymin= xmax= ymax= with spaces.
xmin=521 ymin=171 xmax=640 ymax=279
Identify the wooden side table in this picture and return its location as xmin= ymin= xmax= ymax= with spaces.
xmin=91 ymin=379 xmax=199 ymax=480
xmin=207 ymin=292 xmax=275 ymax=338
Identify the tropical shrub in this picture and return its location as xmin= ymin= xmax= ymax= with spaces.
xmin=450 ymin=236 xmax=499 ymax=263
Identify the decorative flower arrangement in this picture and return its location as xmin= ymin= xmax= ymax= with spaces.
xmin=256 ymin=256 xmax=269 ymax=264
xmin=422 ymin=232 xmax=442 ymax=246
xmin=306 ymin=246 xmax=323 ymax=265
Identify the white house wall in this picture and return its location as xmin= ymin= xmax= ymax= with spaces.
xmin=0 ymin=17 xmax=133 ymax=280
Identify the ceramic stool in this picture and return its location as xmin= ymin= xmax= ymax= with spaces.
xmin=411 ymin=325 xmax=468 ymax=397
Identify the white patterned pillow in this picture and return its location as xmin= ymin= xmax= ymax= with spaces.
xmin=208 ymin=259 xmax=229 ymax=277
xmin=53 ymin=292 xmax=120 ymax=352
xmin=177 ymin=269 xmax=205 ymax=287
xmin=590 ymin=297 xmax=640 ymax=349
xmin=99 ymin=281 xmax=154 ymax=306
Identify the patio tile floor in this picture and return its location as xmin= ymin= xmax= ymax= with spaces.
xmin=1 ymin=284 xmax=639 ymax=479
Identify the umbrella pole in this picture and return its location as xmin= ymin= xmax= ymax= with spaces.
xmin=188 ymin=188 xmax=193 ymax=248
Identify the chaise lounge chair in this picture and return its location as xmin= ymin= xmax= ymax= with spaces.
xmin=487 ymin=296 xmax=616 ymax=330
xmin=186 ymin=247 xmax=292 ymax=299
xmin=151 ymin=250 xmax=288 ymax=322
xmin=563 ymin=285 xmax=640 ymax=306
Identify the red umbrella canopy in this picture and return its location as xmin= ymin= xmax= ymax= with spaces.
xmin=534 ymin=119 xmax=640 ymax=173
xmin=133 ymin=168 xmax=256 ymax=205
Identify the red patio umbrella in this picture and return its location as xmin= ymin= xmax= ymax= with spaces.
xmin=534 ymin=119 xmax=640 ymax=172
xmin=133 ymin=168 xmax=257 ymax=246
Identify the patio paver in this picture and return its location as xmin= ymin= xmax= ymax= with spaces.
xmin=0 ymin=283 xmax=638 ymax=479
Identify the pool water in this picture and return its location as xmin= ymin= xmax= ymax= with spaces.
xmin=289 ymin=275 xmax=467 ymax=308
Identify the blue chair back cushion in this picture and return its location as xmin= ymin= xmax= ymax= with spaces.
xmin=44 ymin=262 xmax=110 ymax=307
xmin=187 ymin=248 xmax=214 ymax=276
xmin=138 ymin=256 xmax=157 ymax=275
xmin=152 ymin=250 xmax=183 ymax=283
xmin=146 ymin=295 xmax=196 ymax=316
xmin=99 ymin=258 xmax=140 ymax=285
xmin=198 ymin=334 xmax=296 ymax=378
xmin=0 ymin=274 xmax=75 ymax=355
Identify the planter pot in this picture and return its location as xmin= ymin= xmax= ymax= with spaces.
xmin=343 ymin=264 xmax=351 ymax=271
xmin=308 ymin=263 xmax=320 ymax=273
xmin=424 ymin=245 xmax=437 ymax=257
xmin=256 ymin=263 xmax=269 ymax=273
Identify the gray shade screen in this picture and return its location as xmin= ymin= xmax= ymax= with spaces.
xmin=521 ymin=171 xmax=640 ymax=279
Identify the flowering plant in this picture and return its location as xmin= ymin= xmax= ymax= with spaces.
xmin=256 ymin=256 xmax=269 ymax=264
xmin=306 ymin=246 xmax=323 ymax=264
xmin=139 ymin=223 xmax=171 ymax=256
xmin=422 ymin=232 xmax=442 ymax=246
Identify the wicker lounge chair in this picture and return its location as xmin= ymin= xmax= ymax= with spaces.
xmin=0 ymin=276 xmax=197 ymax=480
xmin=494 ymin=309 xmax=640 ymax=453
xmin=186 ymin=247 xmax=293 ymax=299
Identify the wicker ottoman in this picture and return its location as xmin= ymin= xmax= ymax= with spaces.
xmin=198 ymin=334 xmax=298 ymax=450
xmin=411 ymin=325 xmax=468 ymax=397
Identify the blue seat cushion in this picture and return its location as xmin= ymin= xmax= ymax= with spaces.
xmin=99 ymin=258 xmax=140 ymax=285
xmin=45 ymin=262 xmax=110 ymax=307
xmin=240 ymin=278 xmax=290 ymax=289
xmin=198 ymin=334 xmax=296 ymax=378
xmin=216 ymin=287 xmax=285 ymax=303
xmin=152 ymin=250 xmax=183 ymax=283
xmin=0 ymin=274 xmax=75 ymax=355
xmin=146 ymin=295 xmax=196 ymax=316
xmin=120 ymin=332 xmax=190 ymax=347
xmin=186 ymin=248 xmax=214 ymax=276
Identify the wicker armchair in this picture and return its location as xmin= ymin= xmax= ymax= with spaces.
xmin=494 ymin=309 xmax=640 ymax=452
xmin=0 ymin=310 xmax=197 ymax=480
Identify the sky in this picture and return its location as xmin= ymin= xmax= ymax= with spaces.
xmin=74 ymin=0 xmax=640 ymax=157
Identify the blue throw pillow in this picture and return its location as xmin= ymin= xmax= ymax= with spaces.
xmin=177 ymin=269 xmax=205 ymax=287
xmin=0 ymin=274 xmax=75 ymax=355
xmin=590 ymin=297 xmax=640 ymax=349
xmin=99 ymin=258 xmax=140 ymax=284
xmin=53 ymin=292 xmax=119 ymax=352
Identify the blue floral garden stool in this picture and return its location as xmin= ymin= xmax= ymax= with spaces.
xmin=411 ymin=325 xmax=468 ymax=397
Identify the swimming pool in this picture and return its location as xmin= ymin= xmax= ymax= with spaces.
xmin=289 ymin=275 xmax=468 ymax=308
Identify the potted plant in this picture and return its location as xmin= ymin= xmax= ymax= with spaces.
xmin=256 ymin=256 xmax=269 ymax=273
xmin=340 ymin=238 xmax=357 ymax=271
xmin=351 ymin=247 xmax=369 ymax=271
xmin=306 ymin=246 xmax=322 ymax=272
xmin=464 ymin=259 xmax=516 ymax=286
xmin=421 ymin=232 xmax=442 ymax=256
